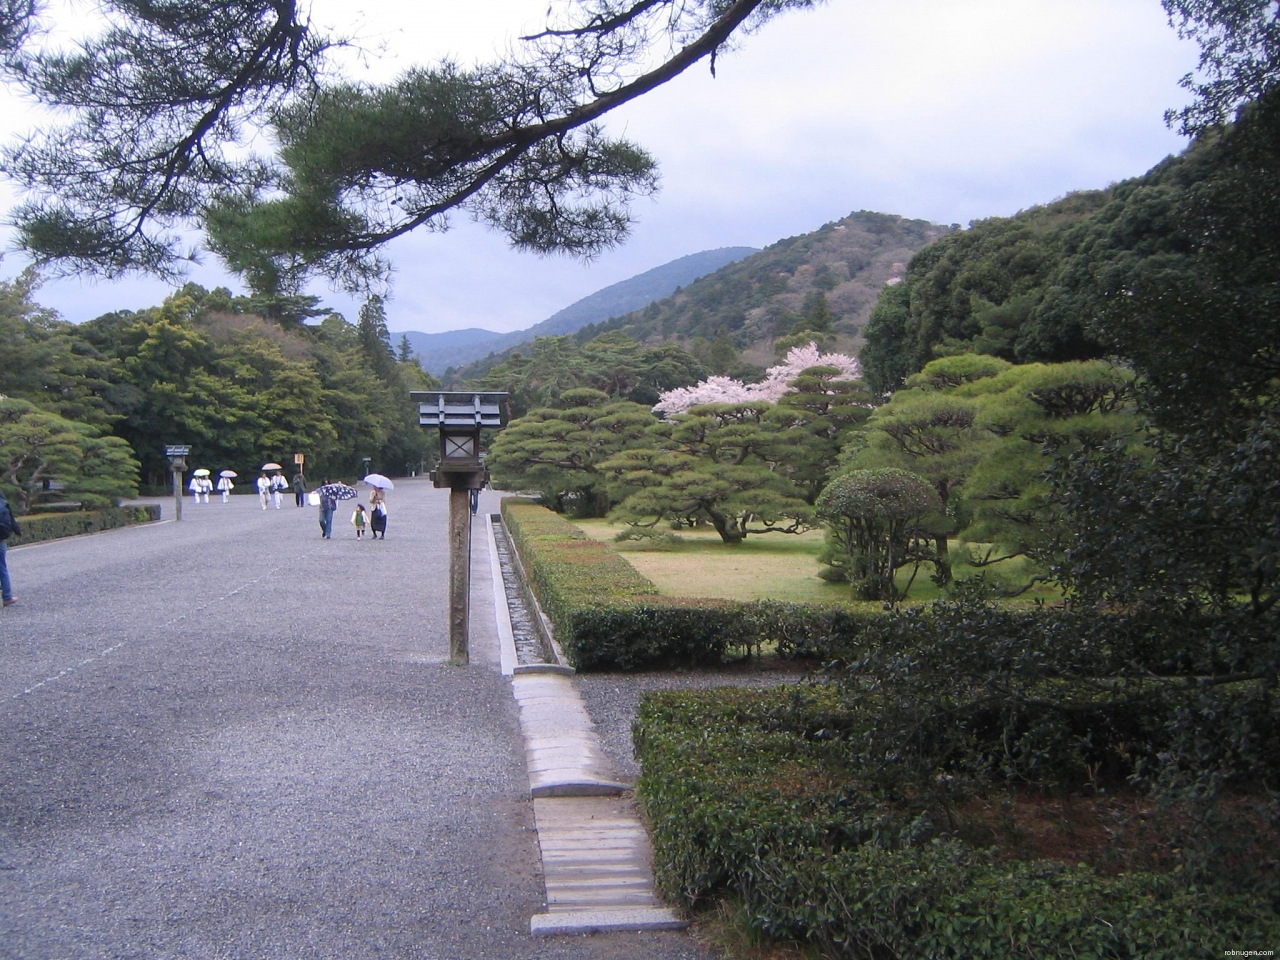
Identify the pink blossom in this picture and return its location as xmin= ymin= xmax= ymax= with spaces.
xmin=654 ymin=343 xmax=862 ymax=417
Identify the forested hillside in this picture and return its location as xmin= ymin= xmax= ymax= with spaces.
xmin=575 ymin=211 xmax=952 ymax=370
xmin=861 ymin=89 xmax=1280 ymax=405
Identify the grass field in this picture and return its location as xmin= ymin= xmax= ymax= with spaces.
xmin=569 ymin=518 xmax=1060 ymax=604
xmin=572 ymin=519 xmax=843 ymax=603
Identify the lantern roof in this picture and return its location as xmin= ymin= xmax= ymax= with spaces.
xmin=412 ymin=391 xmax=507 ymax=430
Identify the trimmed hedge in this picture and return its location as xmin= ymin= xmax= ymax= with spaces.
xmin=501 ymin=499 xmax=880 ymax=669
xmin=8 ymin=504 xmax=161 ymax=546
xmin=499 ymin=500 xmax=1241 ymax=674
xmin=635 ymin=686 xmax=1280 ymax=958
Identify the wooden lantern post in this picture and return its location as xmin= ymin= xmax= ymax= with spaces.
xmin=412 ymin=391 xmax=507 ymax=664
xmin=164 ymin=444 xmax=191 ymax=522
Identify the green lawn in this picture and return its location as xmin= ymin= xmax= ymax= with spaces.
xmin=569 ymin=519 xmax=1060 ymax=605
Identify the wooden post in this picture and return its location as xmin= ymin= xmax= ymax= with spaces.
xmin=448 ymin=485 xmax=472 ymax=664
xmin=171 ymin=467 xmax=183 ymax=522
xmin=413 ymin=391 xmax=506 ymax=666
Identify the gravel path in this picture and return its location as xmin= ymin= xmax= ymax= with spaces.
xmin=0 ymin=483 xmax=710 ymax=960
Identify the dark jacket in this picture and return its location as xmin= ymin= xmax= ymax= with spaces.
xmin=0 ymin=494 xmax=21 ymax=541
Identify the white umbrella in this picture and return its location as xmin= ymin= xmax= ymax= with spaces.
xmin=220 ymin=469 xmax=238 ymax=478
xmin=361 ymin=474 xmax=395 ymax=490
xmin=192 ymin=468 xmax=211 ymax=477
xmin=261 ymin=462 xmax=283 ymax=471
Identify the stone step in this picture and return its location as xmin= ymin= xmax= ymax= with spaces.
xmin=489 ymin=531 xmax=687 ymax=937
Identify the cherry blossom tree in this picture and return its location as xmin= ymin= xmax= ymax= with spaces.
xmin=652 ymin=343 xmax=860 ymax=417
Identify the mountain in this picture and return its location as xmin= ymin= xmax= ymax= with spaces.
xmin=404 ymin=246 xmax=757 ymax=374
xmin=400 ymin=327 xmax=505 ymax=374
xmin=575 ymin=211 xmax=952 ymax=368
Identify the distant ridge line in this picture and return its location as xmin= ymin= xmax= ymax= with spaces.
xmin=403 ymin=246 xmax=758 ymax=374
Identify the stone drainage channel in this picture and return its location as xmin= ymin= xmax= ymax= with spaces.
xmin=485 ymin=516 xmax=685 ymax=937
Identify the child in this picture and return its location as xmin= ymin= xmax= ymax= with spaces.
xmin=351 ymin=504 xmax=368 ymax=539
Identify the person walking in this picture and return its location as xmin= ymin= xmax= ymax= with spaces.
xmin=0 ymin=490 xmax=20 ymax=607
xmin=351 ymin=504 xmax=368 ymax=539
xmin=189 ymin=475 xmax=205 ymax=504
xmin=216 ymin=474 xmax=234 ymax=503
xmin=270 ymin=471 xmax=287 ymax=509
xmin=317 ymin=480 xmax=336 ymax=539
xmin=256 ymin=472 xmax=271 ymax=510
xmin=369 ymin=500 xmax=387 ymax=539
xmin=292 ymin=472 xmax=307 ymax=507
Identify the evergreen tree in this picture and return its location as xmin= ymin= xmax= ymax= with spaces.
xmin=2 ymin=0 xmax=814 ymax=286
xmin=815 ymin=467 xmax=940 ymax=602
xmin=0 ymin=397 xmax=139 ymax=511
xmin=357 ymin=296 xmax=394 ymax=378
xmin=486 ymin=389 xmax=656 ymax=517
xmin=603 ymin=402 xmax=813 ymax=544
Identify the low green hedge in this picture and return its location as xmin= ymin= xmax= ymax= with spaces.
xmin=501 ymin=500 xmax=881 ymax=669
xmin=635 ymin=685 xmax=1280 ymax=958
xmin=499 ymin=500 xmax=1231 ymax=673
xmin=8 ymin=504 xmax=161 ymax=545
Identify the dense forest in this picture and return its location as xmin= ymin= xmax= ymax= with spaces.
xmin=861 ymin=86 xmax=1280 ymax=424
xmin=1 ymin=281 xmax=439 ymax=510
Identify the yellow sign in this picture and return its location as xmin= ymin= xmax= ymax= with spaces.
xmin=294 ymin=453 xmax=305 ymax=465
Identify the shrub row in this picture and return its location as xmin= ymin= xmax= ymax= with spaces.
xmin=500 ymin=500 xmax=882 ymax=669
xmin=635 ymin=685 xmax=1280 ymax=958
xmin=499 ymin=500 xmax=1248 ymax=675
xmin=9 ymin=504 xmax=161 ymax=545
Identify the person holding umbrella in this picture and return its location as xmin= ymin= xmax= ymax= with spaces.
xmin=216 ymin=470 xmax=237 ymax=503
xmin=369 ymin=499 xmax=387 ymax=539
xmin=256 ymin=472 xmax=271 ymax=509
xmin=362 ymin=474 xmax=394 ymax=539
xmin=189 ymin=469 xmax=212 ymax=504
xmin=317 ymin=480 xmax=334 ymax=537
xmin=0 ymin=489 xmax=21 ymax=608
xmin=314 ymin=481 xmax=358 ymax=539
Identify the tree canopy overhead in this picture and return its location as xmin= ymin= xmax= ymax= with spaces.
xmin=2 ymin=0 xmax=331 ymax=280
xmin=1 ymin=0 xmax=817 ymax=290
xmin=1164 ymin=0 xmax=1280 ymax=133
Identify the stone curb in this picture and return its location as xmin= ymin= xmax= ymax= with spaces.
xmin=486 ymin=513 xmax=688 ymax=937
xmin=529 ymin=907 xmax=688 ymax=937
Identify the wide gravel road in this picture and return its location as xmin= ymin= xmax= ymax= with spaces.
xmin=0 ymin=480 xmax=709 ymax=960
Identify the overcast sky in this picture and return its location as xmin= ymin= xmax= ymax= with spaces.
xmin=0 ymin=0 xmax=1199 ymax=334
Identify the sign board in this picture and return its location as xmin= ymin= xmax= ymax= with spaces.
xmin=294 ymin=453 xmax=305 ymax=465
